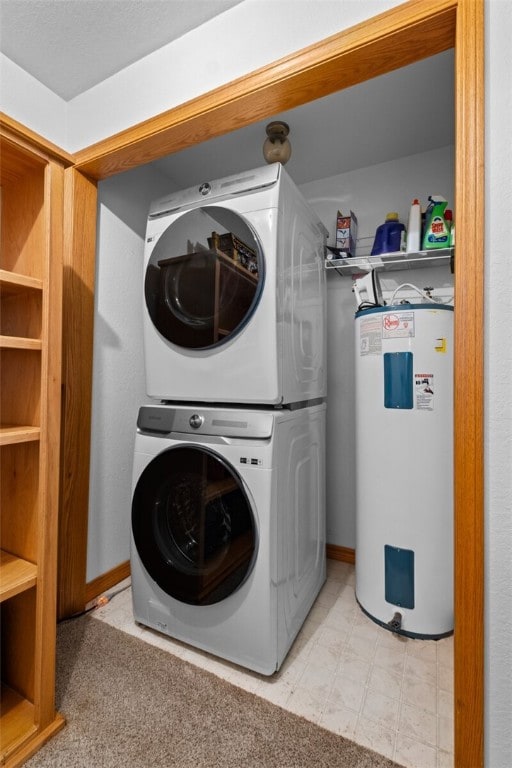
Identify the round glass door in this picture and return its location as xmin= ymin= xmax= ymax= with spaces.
xmin=132 ymin=445 xmax=257 ymax=605
xmin=145 ymin=206 xmax=264 ymax=350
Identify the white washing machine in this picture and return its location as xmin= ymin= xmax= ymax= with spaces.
xmin=143 ymin=164 xmax=327 ymax=405
xmin=130 ymin=402 xmax=326 ymax=675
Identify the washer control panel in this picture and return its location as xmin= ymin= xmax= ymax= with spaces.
xmin=137 ymin=405 xmax=274 ymax=439
xmin=189 ymin=414 xmax=204 ymax=429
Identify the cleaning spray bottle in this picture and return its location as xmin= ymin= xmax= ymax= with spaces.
xmin=422 ymin=196 xmax=450 ymax=249
xmin=406 ymin=198 xmax=422 ymax=253
xmin=444 ymin=209 xmax=453 ymax=246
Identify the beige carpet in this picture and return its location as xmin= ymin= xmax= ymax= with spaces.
xmin=26 ymin=615 xmax=401 ymax=768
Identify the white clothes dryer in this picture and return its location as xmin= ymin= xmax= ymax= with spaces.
xmin=143 ymin=164 xmax=327 ymax=405
xmin=130 ymin=402 xmax=326 ymax=675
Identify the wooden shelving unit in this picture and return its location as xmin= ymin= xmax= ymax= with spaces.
xmin=0 ymin=123 xmax=68 ymax=765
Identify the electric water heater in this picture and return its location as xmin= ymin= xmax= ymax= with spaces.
xmin=354 ymin=303 xmax=453 ymax=638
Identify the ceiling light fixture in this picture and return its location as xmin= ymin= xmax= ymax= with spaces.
xmin=262 ymin=121 xmax=291 ymax=165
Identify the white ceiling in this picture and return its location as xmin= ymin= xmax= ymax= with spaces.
xmin=0 ymin=0 xmax=244 ymax=100
xmin=0 ymin=0 xmax=454 ymax=186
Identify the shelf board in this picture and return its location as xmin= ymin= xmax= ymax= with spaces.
xmin=0 ymin=270 xmax=43 ymax=295
xmin=0 ymin=335 xmax=42 ymax=351
xmin=0 ymin=684 xmax=37 ymax=761
xmin=325 ymin=248 xmax=453 ymax=275
xmin=0 ymin=551 xmax=37 ymax=603
xmin=0 ymin=426 xmax=41 ymax=446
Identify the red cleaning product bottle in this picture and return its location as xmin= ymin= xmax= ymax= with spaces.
xmin=444 ymin=209 xmax=453 ymax=246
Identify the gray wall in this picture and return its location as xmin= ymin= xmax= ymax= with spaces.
xmin=86 ymin=164 xmax=176 ymax=580
xmin=300 ymin=145 xmax=454 ymax=547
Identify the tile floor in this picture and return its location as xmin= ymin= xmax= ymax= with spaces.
xmin=92 ymin=559 xmax=454 ymax=768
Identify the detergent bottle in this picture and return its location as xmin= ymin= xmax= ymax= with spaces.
xmin=444 ymin=209 xmax=453 ymax=246
xmin=371 ymin=212 xmax=405 ymax=256
xmin=406 ymin=198 xmax=422 ymax=253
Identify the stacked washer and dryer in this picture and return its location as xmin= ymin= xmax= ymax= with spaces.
xmin=130 ymin=164 xmax=328 ymax=675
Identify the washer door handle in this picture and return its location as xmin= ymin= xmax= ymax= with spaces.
xmin=189 ymin=414 xmax=204 ymax=429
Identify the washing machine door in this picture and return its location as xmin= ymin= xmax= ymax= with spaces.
xmin=145 ymin=205 xmax=264 ymax=350
xmin=132 ymin=445 xmax=257 ymax=605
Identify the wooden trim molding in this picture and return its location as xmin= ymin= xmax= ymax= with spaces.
xmin=56 ymin=2 xmax=484 ymax=766
xmin=453 ymin=1 xmax=485 ymax=765
xmin=0 ymin=112 xmax=74 ymax=167
xmin=74 ymin=0 xmax=456 ymax=181
xmin=326 ymin=545 xmax=356 ymax=565
xmin=89 ymin=553 xmax=358 ymax=607
xmin=2 ymin=714 xmax=66 ymax=768
xmin=85 ymin=561 xmax=131 ymax=605
xmin=37 ymin=157 xmax=65 ymax=731
xmin=57 ymin=168 xmax=98 ymax=620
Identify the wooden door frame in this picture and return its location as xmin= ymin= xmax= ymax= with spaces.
xmin=60 ymin=1 xmax=484 ymax=765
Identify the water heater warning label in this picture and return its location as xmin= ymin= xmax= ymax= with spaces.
xmin=359 ymin=316 xmax=382 ymax=355
xmin=382 ymin=311 xmax=415 ymax=338
xmin=415 ymin=373 xmax=435 ymax=410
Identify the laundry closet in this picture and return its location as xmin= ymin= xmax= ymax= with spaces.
xmin=86 ymin=51 xmax=455 ymax=635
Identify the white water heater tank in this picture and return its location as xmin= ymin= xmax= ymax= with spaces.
xmin=354 ymin=303 xmax=453 ymax=638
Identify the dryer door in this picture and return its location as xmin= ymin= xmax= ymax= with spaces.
xmin=132 ymin=445 xmax=257 ymax=605
xmin=145 ymin=206 xmax=264 ymax=350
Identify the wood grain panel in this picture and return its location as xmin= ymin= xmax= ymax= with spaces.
xmin=0 ymin=162 xmax=45 ymax=278
xmin=57 ymin=168 xmax=98 ymax=620
xmin=0 ymin=337 xmax=42 ymax=351
xmin=1 ymin=711 xmax=65 ymax=768
xmin=0 ymin=113 xmax=74 ymax=167
xmin=0 ymin=553 xmax=37 ymax=602
xmin=74 ymin=0 xmax=456 ymax=180
xmin=33 ymin=158 xmax=65 ymax=730
xmin=0 ymin=120 xmax=67 ymax=768
xmin=0 ymin=588 xmax=36 ymax=702
xmin=453 ymin=1 xmax=484 ymax=766
xmin=326 ymin=545 xmax=356 ymax=564
xmin=0 ymin=133 xmax=47 ymax=187
xmin=0 ymin=443 xmax=40 ymax=563
xmin=0 ymin=350 xmax=41 ymax=430
xmin=0 ymin=684 xmax=36 ymax=758
xmin=0 ymin=288 xmax=42 ymax=340
xmin=0 ymin=426 xmax=40 ymax=446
